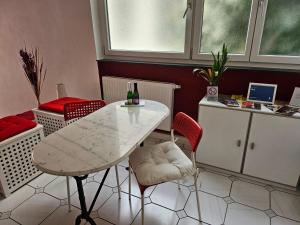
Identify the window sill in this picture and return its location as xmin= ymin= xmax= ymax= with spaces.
xmin=99 ymin=55 xmax=300 ymax=72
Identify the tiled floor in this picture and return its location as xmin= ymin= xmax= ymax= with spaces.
xmin=1 ymin=137 xmax=300 ymax=225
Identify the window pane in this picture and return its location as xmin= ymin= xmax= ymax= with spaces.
xmin=107 ymin=0 xmax=186 ymax=53
xmin=200 ymin=0 xmax=252 ymax=54
xmin=260 ymin=0 xmax=300 ymax=56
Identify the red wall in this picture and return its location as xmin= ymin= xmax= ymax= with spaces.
xmin=98 ymin=60 xmax=300 ymax=120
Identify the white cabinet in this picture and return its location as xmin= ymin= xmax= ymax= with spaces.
xmin=197 ymin=106 xmax=250 ymax=172
xmin=197 ymin=97 xmax=300 ymax=187
xmin=243 ymin=114 xmax=300 ymax=187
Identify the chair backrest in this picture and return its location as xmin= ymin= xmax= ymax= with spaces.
xmin=64 ymin=100 xmax=106 ymax=121
xmin=172 ymin=112 xmax=203 ymax=152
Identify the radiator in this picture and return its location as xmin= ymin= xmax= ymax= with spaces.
xmin=102 ymin=76 xmax=180 ymax=131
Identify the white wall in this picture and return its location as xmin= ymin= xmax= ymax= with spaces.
xmin=0 ymin=0 xmax=101 ymax=117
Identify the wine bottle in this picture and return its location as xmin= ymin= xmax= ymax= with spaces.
xmin=133 ymin=82 xmax=139 ymax=105
xmin=127 ymin=82 xmax=133 ymax=105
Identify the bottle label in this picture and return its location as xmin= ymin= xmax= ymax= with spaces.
xmin=133 ymin=98 xmax=139 ymax=105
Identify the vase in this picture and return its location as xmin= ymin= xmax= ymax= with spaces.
xmin=207 ymin=86 xmax=218 ymax=101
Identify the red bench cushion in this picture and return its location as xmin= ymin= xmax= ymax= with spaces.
xmin=0 ymin=116 xmax=37 ymax=142
xmin=38 ymin=97 xmax=86 ymax=114
xmin=16 ymin=111 xmax=35 ymax=120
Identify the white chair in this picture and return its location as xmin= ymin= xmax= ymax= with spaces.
xmin=129 ymin=112 xmax=203 ymax=224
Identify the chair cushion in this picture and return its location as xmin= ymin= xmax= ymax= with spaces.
xmin=0 ymin=116 xmax=37 ymax=142
xmin=129 ymin=141 xmax=195 ymax=186
xmin=38 ymin=97 xmax=86 ymax=114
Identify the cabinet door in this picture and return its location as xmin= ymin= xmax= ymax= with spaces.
xmin=243 ymin=113 xmax=300 ymax=186
xmin=196 ymin=106 xmax=250 ymax=172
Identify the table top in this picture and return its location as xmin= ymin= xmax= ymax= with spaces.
xmin=32 ymin=100 xmax=169 ymax=176
xmin=200 ymin=96 xmax=300 ymax=119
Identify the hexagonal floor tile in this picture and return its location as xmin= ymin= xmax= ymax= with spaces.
xmin=40 ymin=205 xmax=80 ymax=225
xmin=11 ymin=193 xmax=60 ymax=225
xmin=150 ymin=182 xmax=190 ymax=211
xmin=131 ymin=203 xmax=178 ymax=225
xmin=231 ymin=180 xmax=269 ymax=210
xmin=271 ymin=191 xmax=300 ymax=222
xmin=98 ymin=192 xmax=140 ymax=225
xmin=272 ymin=216 xmax=300 ymax=225
xmin=225 ymin=203 xmax=269 ymax=225
xmin=44 ymin=176 xmax=77 ymax=199
xmin=178 ymin=217 xmax=205 ymax=225
xmin=197 ymin=171 xmax=232 ymax=197
xmin=93 ymin=218 xmax=114 ymax=225
xmin=94 ymin=166 xmax=128 ymax=188
xmin=0 ymin=219 xmax=19 ymax=225
xmin=28 ymin=173 xmax=57 ymax=188
xmin=120 ymin=174 xmax=155 ymax=198
xmin=71 ymin=182 xmax=113 ymax=211
xmin=0 ymin=185 xmax=35 ymax=213
xmin=185 ymin=191 xmax=226 ymax=224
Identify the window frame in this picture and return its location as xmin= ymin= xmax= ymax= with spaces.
xmin=99 ymin=0 xmax=194 ymax=59
xmin=250 ymin=0 xmax=300 ymax=64
xmin=93 ymin=0 xmax=300 ymax=70
xmin=192 ymin=0 xmax=259 ymax=62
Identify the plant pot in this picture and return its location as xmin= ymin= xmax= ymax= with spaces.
xmin=207 ymin=86 xmax=218 ymax=101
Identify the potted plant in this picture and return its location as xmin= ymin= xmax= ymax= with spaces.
xmin=193 ymin=43 xmax=228 ymax=101
xmin=19 ymin=47 xmax=47 ymax=106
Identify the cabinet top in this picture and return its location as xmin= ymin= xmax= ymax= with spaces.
xmin=199 ymin=96 xmax=300 ymax=119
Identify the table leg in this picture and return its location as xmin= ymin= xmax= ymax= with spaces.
xmin=73 ymin=168 xmax=110 ymax=225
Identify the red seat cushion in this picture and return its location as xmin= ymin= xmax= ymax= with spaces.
xmin=38 ymin=97 xmax=87 ymax=114
xmin=16 ymin=110 xmax=35 ymax=120
xmin=0 ymin=116 xmax=37 ymax=142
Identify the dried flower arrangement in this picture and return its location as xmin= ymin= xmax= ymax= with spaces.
xmin=19 ymin=47 xmax=47 ymax=106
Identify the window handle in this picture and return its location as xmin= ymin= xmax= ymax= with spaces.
xmin=250 ymin=142 xmax=255 ymax=150
xmin=183 ymin=1 xmax=192 ymax=18
xmin=236 ymin=140 xmax=242 ymax=147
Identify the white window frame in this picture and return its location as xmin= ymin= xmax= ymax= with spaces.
xmin=251 ymin=0 xmax=300 ymax=64
xmin=192 ymin=0 xmax=259 ymax=62
xmin=99 ymin=0 xmax=194 ymax=60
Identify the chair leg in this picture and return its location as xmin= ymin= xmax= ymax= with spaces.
xmin=141 ymin=193 xmax=145 ymax=225
xmin=66 ymin=176 xmax=71 ymax=212
xmin=115 ymin=165 xmax=121 ymax=199
xmin=128 ymin=167 xmax=131 ymax=200
xmin=177 ymin=180 xmax=181 ymax=190
xmin=194 ymin=169 xmax=201 ymax=220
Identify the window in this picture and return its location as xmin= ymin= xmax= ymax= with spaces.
xmin=96 ymin=0 xmax=300 ymax=67
xmin=193 ymin=0 xmax=257 ymax=61
xmin=200 ymin=0 xmax=252 ymax=54
xmin=103 ymin=0 xmax=192 ymax=58
xmin=251 ymin=0 xmax=300 ymax=64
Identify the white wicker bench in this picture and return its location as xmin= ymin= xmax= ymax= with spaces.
xmin=32 ymin=109 xmax=76 ymax=136
xmin=0 ymin=124 xmax=44 ymax=197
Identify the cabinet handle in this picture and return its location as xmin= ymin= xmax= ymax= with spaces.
xmin=236 ymin=140 xmax=241 ymax=147
xmin=250 ymin=142 xmax=255 ymax=150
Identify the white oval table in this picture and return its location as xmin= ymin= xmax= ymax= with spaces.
xmin=32 ymin=100 xmax=169 ymax=225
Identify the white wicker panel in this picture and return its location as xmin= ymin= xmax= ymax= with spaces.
xmin=33 ymin=109 xmax=65 ymax=136
xmin=0 ymin=125 xmax=44 ymax=197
